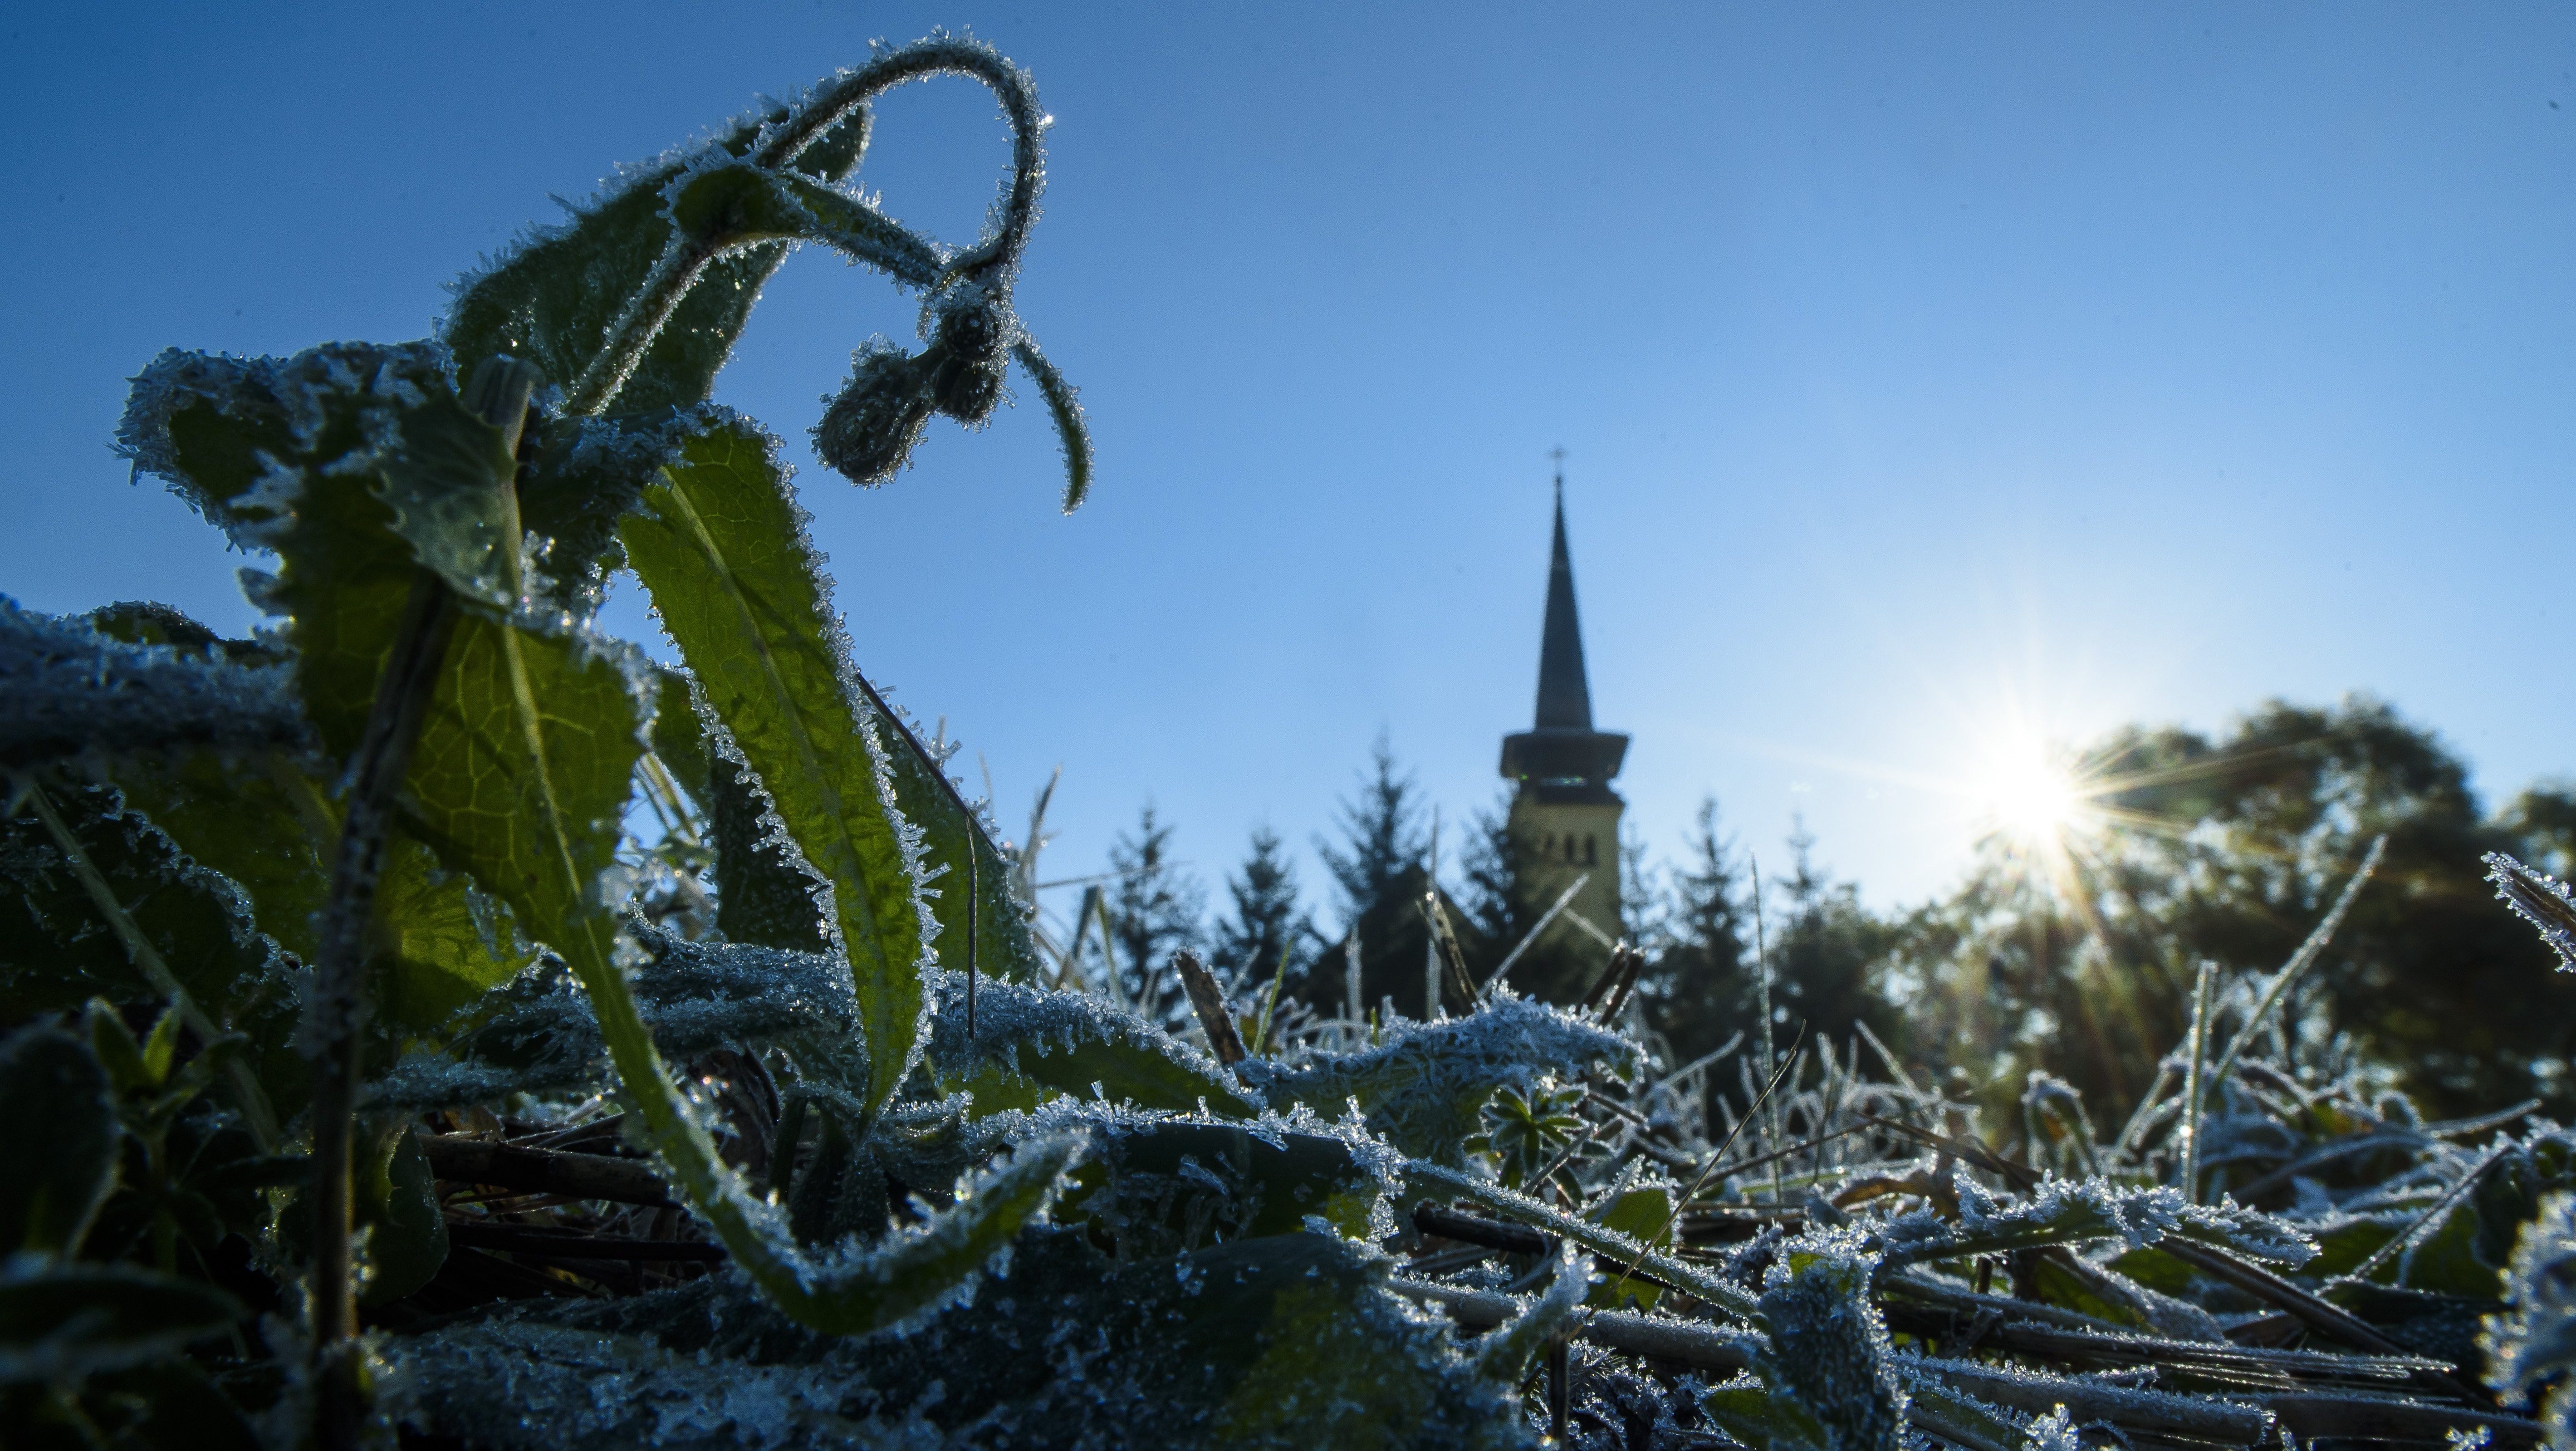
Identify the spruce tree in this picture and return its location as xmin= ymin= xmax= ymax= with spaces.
xmin=1765 ymin=817 xmax=1898 ymax=1054
xmin=1311 ymin=736 xmax=1437 ymax=1018
xmin=1213 ymin=826 xmax=1318 ymax=995
xmin=1316 ymin=734 xmax=1427 ymax=924
xmin=1639 ymin=797 xmax=1755 ymax=1065
xmin=1106 ymin=804 xmax=1205 ymax=1028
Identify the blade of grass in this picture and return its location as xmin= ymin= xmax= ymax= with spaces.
xmin=2206 ymin=836 xmax=2385 ymax=1088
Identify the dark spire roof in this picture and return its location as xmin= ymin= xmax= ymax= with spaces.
xmin=1500 ymin=464 xmax=1627 ymax=795
xmin=1534 ymin=479 xmax=1593 ymax=731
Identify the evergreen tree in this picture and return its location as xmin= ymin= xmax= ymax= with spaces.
xmin=1458 ymin=795 xmax=1595 ymax=1006
xmin=1106 ymin=804 xmax=1204 ymax=1029
xmin=1316 ymin=734 xmax=1427 ymax=926
xmin=1309 ymin=736 xmax=1440 ymax=1018
xmin=1764 ymin=818 xmax=1899 ymax=1056
xmin=1212 ymin=826 xmax=1318 ymax=995
xmin=1637 ymin=797 xmax=1755 ymax=1066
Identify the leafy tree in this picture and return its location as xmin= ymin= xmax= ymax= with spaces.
xmin=1211 ymin=826 xmax=1319 ymax=996
xmin=1106 ymin=804 xmax=1205 ymax=1026
xmin=1887 ymin=696 xmax=2576 ymax=1123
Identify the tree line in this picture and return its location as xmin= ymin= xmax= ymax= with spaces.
xmin=1074 ymin=696 xmax=2576 ymax=1127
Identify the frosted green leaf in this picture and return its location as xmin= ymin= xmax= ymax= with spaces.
xmin=357 ymin=1121 xmax=447 ymax=1305
xmin=1057 ymin=1114 xmax=1386 ymax=1255
xmin=0 ymin=781 xmax=304 ymax=1110
xmin=924 ymin=971 xmax=1258 ymax=1118
xmin=1406 ymin=1158 xmax=1761 ymax=1321
xmin=369 ymin=933 xmax=859 ymax=1109
xmin=1244 ymin=994 xmax=1631 ymax=1163
xmin=2485 ymin=1191 xmax=2576 ymax=1443
xmin=395 ymin=1226 xmax=1527 ymax=1451
xmin=445 ymin=105 xmax=871 ymax=416
xmin=1881 ymin=1170 xmax=2316 ymax=1268
xmin=0 ymin=599 xmax=308 ymax=769
xmin=1755 ymin=1230 xmax=1907 ymax=1451
xmin=1587 ymin=1186 xmax=1675 ymax=1311
xmin=1471 ymin=1242 xmax=1587 ymax=1383
xmin=114 ymin=342 xmax=524 ymax=753
xmin=617 ymin=412 xmax=947 ymax=1118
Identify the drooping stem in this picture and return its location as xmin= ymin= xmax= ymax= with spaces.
xmin=568 ymin=37 xmax=1049 ymax=421
xmin=306 ymin=358 xmax=535 ymax=1451
xmin=759 ymin=37 xmax=1047 ymax=275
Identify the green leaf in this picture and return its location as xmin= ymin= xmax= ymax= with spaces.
xmin=1064 ymin=1118 xmax=1385 ymax=1255
xmin=116 ymin=342 xmax=513 ymax=755
xmin=1754 ymin=1233 xmax=1907 ymax=1451
xmin=1246 ymin=995 xmax=1632 ymax=1163
xmin=0 ymin=1027 xmax=118 ymax=1258
xmin=82 ymin=664 xmax=532 ymax=1045
xmin=616 ymin=414 xmax=935 ymax=1119
xmin=1587 ymin=1186 xmax=1674 ymax=1311
xmin=0 ymin=1261 xmax=241 ymax=1386
xmin=924 ymin=972 xmax=1259 ymax=1118
xmin=646 ymin=667 xmax=713 ymax=802
xmin=0 ymin=786 xmax=298 ymax=1106
xmin=444 ymin=104 xmax=872 ymax=416
xmin=357 ymin=1122 xmax=447 ymax=1304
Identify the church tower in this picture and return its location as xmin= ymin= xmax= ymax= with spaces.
xmin=1499 ymin=468 xmax=1628 ymax=943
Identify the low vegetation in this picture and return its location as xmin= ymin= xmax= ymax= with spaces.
xmin=5 ymin=34 xmax=2575 ymax=1451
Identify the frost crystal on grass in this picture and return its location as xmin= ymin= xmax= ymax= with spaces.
xmin=2488 ymin=853 xmax=2576 ymax=972
xmin=0 ymin=601 xmax=307 ymax=769
xmin=1881 ymin=1168 xmax=2315 ymax=1267
xmin=1241 ymin=993 xmax=1632 ymax=1161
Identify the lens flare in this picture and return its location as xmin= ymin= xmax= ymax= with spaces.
xmin=1982 ymin=748 xmax=2083 ymax=845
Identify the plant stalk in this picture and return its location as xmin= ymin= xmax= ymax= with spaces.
xmin=307 ymin=358 xmax=534 ymax=1451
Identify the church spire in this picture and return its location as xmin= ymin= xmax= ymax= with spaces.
xmin=1499 ymin=453 xmax=1628 ymax=797
xmin=1534 ymin=466 xmax=1594 ymax=731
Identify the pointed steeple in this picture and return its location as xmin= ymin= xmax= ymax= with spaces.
xmin=1534 ymin=476 xmax=1594 ymax=731
xmin=1500 ymin=458 xmax=1627 ymax=797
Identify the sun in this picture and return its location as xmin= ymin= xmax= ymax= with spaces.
xmin=1974 ymin=734 xmax=2091 ymax=849
xmin=1986 ymin=751 xmax=2082 ymax=843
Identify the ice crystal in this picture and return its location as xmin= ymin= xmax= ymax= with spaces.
xmin=0 ymin=599 xmax=307 ymax=769
xmin=1240 ymin=992 xmax=1632 ymax=1162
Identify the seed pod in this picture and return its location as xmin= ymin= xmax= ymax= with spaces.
xmin=813 ymin=345 xmax=935 ymax=486
xmin=925 ymin=286 xmax=1009 ymax=425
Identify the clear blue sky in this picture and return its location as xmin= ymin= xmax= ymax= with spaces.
xmin=5 ymin=4 xmax=2571 ymax=924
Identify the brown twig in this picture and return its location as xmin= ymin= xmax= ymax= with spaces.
xmin=445 ymin=1222 xmax=725 ymax=1261
xmin=1172 ymin=949 xmax=1246 ymax=1067
xmin=421 ymin=1134 xmax=678 ymax=1209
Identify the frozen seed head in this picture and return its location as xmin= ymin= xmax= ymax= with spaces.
xmin=814 ymin=343 xmax=936 ymax=486
xmin=926 ymin=287 xmax=1009 ymax=426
